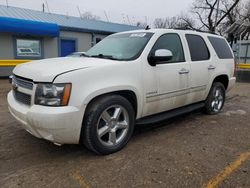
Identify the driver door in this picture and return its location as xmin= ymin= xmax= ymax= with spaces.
xmin=143 ymin=33 xmax=190 ymax=116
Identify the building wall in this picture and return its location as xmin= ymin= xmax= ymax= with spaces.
xmin=0 ymin=33 xmax=14 ymax=59
xmin=0 ymin=33 xmax=58 ymax=59
xmin=59 ymin=31 xmax=93 ymax=52
xmin=233 ymin=40 xmax=250 ymax=64
xmin=0 ymin=31 xmax=110 ymax=61
xmin=43 ymin=37 xmax=58 ymax=58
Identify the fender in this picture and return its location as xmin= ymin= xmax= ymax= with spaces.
xmin=82 ymin=85 xmax=143 ymax=119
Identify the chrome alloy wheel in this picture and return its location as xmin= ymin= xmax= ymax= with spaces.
xmin=97 ymin=105 xmax=129 ymax=146
xmin=211 ymin=88 xmax=224 ymax=112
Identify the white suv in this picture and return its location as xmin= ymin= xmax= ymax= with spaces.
xmin=8 ymin=29 xmax=236 ymax=154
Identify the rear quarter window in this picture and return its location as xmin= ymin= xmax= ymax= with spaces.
xmin=208 ymin=36 xmax=233 ymax=59
xmin=186 ymin=34 xmax=210 ymax=61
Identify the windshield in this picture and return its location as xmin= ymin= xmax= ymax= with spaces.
xmin=85 ymin=32 xmax=153 ymax=61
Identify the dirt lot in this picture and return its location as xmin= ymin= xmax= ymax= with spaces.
xmin=0 ymin=79 xmax=249 ymax=188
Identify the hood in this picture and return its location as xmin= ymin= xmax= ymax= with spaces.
xmin=13 ymin=57 xmax=117 ymax=82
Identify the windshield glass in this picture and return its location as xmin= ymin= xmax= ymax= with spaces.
xmin=86 ymin=32 xmax=153 ymax=61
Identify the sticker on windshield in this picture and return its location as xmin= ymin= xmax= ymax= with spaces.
xmin=130 ymin=33 xmax=147 ymax=38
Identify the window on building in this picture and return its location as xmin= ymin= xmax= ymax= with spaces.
xmin=186 ymin=34 xmax=210 ymax=61
xmin=208 ymin=36 xmax=233 ymax=59
xmin=150 ymin=33 xmax=185 ymax=63
xmin=15 ymin=38 xmax=42 ymax=58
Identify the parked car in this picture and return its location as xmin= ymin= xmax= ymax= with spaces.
xmin=8 ymin=29 xmax=236 ymax=155
xmin=17 ymin=48 xmax=40 ymax=56
xmin=67 ymin=52 xmax=86 ymax=57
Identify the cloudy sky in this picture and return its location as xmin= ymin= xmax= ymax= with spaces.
xmin=0 ymin=0 xmax=194 ymax=25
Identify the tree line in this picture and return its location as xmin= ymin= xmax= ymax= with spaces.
xmin=151 ymin=0 xmax=250 ymax=40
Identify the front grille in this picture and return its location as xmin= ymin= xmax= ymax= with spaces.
xmin=13 ymin=90 xmax=31 ymax=106
xmin=13 ymin=75 xmax=33 ymax=90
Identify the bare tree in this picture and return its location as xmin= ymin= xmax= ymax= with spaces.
xmin=136 ymin=21 xmax=148 ymax=28
xmin=153 ymin=18 xmax=168 ymax=28
xmin=153 ymin=15 xmax=196 ymax=30
xmin=192 ymin=0 xmax=240 ymax=33
xmin=81 ymin=11 xmax=100 ymax=20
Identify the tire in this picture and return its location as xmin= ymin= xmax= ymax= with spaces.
xmin=81 ymin=95 xmax=135 ymax=155
xmin=204 ymin=82 xmax=225 ymax=115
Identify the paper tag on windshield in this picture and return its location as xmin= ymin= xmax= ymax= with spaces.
xmin=130 ymin=33 xmax=147 ymax=37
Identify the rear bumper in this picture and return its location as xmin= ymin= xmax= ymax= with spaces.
xmin=227 ymin=77 xmax=236 ymax=92
xmin=7 ymin=91 xmax=83 ymax=144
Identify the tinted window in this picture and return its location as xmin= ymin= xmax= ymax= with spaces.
xmin=150 ymin=33 xmax=185 ymax=63
xmin=208 ymin=36 xmax=233 ymax=59
xmin=186 ymin=34 xmax=210 ymax=61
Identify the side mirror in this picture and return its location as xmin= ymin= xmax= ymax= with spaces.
xmin=148 ymin=49 xmax=173 ymax=66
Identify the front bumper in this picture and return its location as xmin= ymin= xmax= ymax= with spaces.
xmin=7 ymin=91 xmax=83 ymax=144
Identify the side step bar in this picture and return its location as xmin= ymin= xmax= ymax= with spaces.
xmin=136 ymin=102 xmax=205 ymax=125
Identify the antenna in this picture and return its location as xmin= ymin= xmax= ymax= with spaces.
xmin=6 ymin=0 xmax=9 ymax=7
xmin=121 ymin=14 xmax=126 ymax=24
xmin=126 ymin=15 xmax=131 ymax=25
xmin=132 ymin=16 xmax=136 ymax=26
xmin=77 ymin=6 xmax=82 ymax=19
xmin=42 ymin=3 xmax=45 ymax=12
xmin=145 ymin=16 xmax=148 ymax=25
xmin=45 ymin=0 xmax=51 ymax=13
xmin=104 ymin=11 xmax=110 ymax=22
xmin=66 ymin=12 xmax=69 ymax=19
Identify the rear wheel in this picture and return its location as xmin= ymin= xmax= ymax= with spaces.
xmin=81 ymin=95 xmax=135 ymax=155
xmin=205 ymin=82 xmax=225 ymax=115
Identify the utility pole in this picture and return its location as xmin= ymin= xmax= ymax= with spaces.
xmin=6 ymin=0 xmax=9 ymax=7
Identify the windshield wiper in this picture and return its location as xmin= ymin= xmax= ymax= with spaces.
xmin=80 ymin=53 xmax=90 ymax=57
xmin=90 ymin=54 xmax=119 ymax=60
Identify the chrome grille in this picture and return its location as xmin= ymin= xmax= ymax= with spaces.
xmin=13 ymin=90 xmax=31 ymax=106
xmin=13 ymin=75 xmax=33 ymax=90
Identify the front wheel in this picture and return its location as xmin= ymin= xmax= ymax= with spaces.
xmin=81 ymin=95 xmax=135 ymax=155
xmin=204 ymin=82 xmax=225 ymax=115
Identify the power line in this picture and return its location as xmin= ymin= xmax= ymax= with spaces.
xmin=45 ymin=0 xmax=51 ymax=13
xmin=77 ymin=6 xmax=82 ymax=19
xmin=104 ymin=11 xmax=110 ymax=22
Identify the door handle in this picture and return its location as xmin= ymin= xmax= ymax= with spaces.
xmin=208 ymin=65 xmax=216 ymax=70
xmin=179 ymin=68 xmax=189 ymax=74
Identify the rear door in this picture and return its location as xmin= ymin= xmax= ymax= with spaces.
xmin=185 ymin=34 xmax=214 ymax=104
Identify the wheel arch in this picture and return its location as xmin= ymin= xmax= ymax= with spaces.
xmin=213 ymin=74 xmax=229 ymax=90
xmin=83 ymin=88 xmax=140 ymax=119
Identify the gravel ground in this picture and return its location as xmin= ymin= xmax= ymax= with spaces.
xmin=0 ymin=79 xmax=249 ymax=188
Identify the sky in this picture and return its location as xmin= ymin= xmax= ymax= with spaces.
xmin=0 ymin=0 xmax=194 ymax=25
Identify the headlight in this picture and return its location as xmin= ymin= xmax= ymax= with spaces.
xmin=35 ymin=83 xmax=71 ymax=106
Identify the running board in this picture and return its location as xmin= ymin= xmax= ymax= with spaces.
xmin=136 ymin=102 xmax=205 ymax=125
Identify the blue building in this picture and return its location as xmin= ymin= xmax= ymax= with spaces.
xmin=0 ymin=5 xmax=139 ymax=76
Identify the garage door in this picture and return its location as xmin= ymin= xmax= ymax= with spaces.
xmin=60 ymin=39 xmax=76 ymax=57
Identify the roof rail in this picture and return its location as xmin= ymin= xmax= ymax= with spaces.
xmin=173 ymin=27 xmax=218 ymax=35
